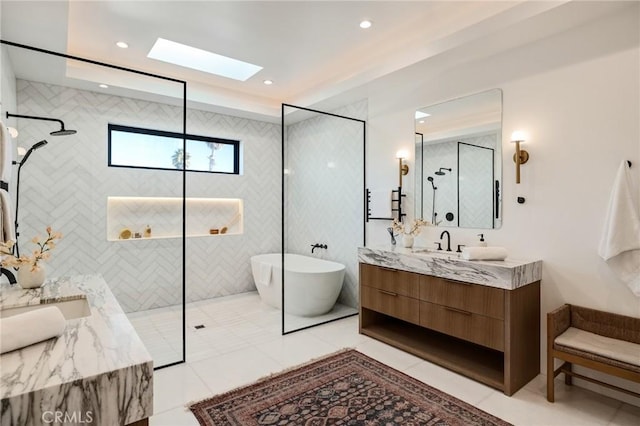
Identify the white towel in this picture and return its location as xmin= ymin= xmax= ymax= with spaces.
xmin=258 ymin=262 xmax=272 ymax=286
xmin=0 ymin=306 xmax=66 ymax=354
xmin=0 ymin=189 xmax=15 ymax=243
xmin=369 ymin=190 xmax=392 ymax=218
xmin=461 ymin=246 xmax=508 ymax=261
xmin=0 ymin=119 xmax=13 ymax=184
xmin=598 ymin=160 xmax=640 ymax=296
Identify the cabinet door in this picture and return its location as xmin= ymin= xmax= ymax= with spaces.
xmin=360 ymin=263 xmax=419 ymax=298
xmin=361 ymin=285 xmax=420 ymax=325
xmin=419 ymin=275 xmax=504 ymax=320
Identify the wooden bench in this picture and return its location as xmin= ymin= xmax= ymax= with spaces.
xmin=547 ymin=304 xmax=640 ymax=402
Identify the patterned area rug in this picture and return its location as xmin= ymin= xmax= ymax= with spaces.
xmin=189 ymin=349 xmax=511 ymax=425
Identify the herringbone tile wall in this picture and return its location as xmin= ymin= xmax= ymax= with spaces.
xmin=284 ymin=100 xmax=367 ymax=310
xmin=14 ymin=79 xmax=280 ymax=312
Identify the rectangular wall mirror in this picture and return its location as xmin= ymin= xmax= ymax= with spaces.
xmin=415 ymin=89 xmax=502 ymax=229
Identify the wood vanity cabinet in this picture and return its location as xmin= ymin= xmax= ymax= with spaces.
xmin=359 ymin=262 xmax=540 ymax=396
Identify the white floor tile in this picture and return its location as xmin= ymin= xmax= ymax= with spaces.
xmin=127 ymin=293 xmax=636 ymax=426
xmin=189 ymin=347 xmax=284 ymax=395
xmin=149 ymin=406 xmax=199 ymax=426
xmin=609 ymin=403 xmax=640 ymax=425
xmin=255 ymin=332 xmax=339 ymax=368
xmin=153 ymin=364 xmax=210 ymax=415
xmin=476 ymin=380 xmax=621 ymax=426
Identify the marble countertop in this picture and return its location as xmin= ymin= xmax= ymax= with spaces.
xmin=0 ymin=275 xmax=153 ymax=426
xmin=358 ymin=245 xmax=542 ymax=290
xmin=0 ymin=277 xmax=87 ymax=309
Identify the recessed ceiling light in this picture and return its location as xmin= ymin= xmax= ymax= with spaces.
xmin=359 ymin=20 xmax=372 ymax=29
xmin=147 ymin=38 xmax=263 ymax=81
xmin=99 ymin=84 xmax=109 ymax=89
xmin=415 ymin=111 xmax=431 ymax=119
xmin=116 ymin=41 xmax=129 ymax=49
xmin=263 ymin=79 xmax=273 ymax=85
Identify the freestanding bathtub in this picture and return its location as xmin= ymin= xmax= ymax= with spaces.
xmin=250 ymin=253 xmax=345 ymax=317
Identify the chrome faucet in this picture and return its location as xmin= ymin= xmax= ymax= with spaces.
xmin=387 ymin=227 xmax=397 ymax=245
xmin=439 ymin=230 xmax=452 ymax=252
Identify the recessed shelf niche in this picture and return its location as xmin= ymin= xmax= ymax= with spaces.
xmin=107 ymin=196 xmax=243 ymax=241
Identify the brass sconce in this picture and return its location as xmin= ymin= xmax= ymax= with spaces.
xmin=511 ymin=131 xmax=529 ymax=184
xmin=396 ymin=150 xmax=409 ymax=187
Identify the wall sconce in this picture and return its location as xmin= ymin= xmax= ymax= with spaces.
xmin=511 ymin=131 xmax=529 ymax=184
xmin=396 ymin=150 xmax=409 ymax=187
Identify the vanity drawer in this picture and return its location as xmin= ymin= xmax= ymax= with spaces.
xmin=360 ymin=263 xmax=419 ymax=298
xmin=419 ymin=275 xmax=504 ymax=320
xmin=419 ymin=301 xmax=504 ymax=351
xmin=361 ymin=285 xmax=420 ymax=325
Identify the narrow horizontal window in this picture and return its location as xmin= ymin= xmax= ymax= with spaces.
xmin=108 ymin=124 xmax=240 ymax=174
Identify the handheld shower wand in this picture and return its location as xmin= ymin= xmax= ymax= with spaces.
xmin=13 ymin=140 xmax=49 ymax=257
xmin=427 ymin=176 xmax=437 ymax=224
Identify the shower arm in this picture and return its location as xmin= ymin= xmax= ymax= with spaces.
xmin=6 ymin=112 xmax=65 ymax=129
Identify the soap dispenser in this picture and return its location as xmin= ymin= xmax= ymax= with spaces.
xmin=477 ymin=234 xmax=487 ymax=247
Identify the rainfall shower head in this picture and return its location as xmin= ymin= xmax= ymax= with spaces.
xmin=50 ymin=126 xmax=77 ymax=136
xmin=6 ymin=112 xmax=77 ymax=137
xmin=435 ymin=167 xmax=452 ymax=176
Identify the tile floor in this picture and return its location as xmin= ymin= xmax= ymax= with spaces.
xmin=130 ymin=293 xmax=639 ymax=426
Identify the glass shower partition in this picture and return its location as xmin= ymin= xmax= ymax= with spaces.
xmin=1 ymin=41 xmax=187 ymax=369
xmin=281 ymin=103 xmax=365 ymax=334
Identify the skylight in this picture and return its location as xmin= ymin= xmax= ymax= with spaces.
xmin=147 ymin=38 xmax=263 ymax=81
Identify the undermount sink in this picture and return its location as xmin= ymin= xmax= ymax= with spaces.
xmin=0 ymin=297 xmax=91 ymax=320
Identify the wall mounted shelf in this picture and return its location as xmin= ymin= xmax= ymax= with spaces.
xmin=106 ymin=196 xmax=243 ymax=241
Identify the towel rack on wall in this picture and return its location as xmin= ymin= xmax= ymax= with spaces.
xmin=366 ymin=187 xmax=406 ymax=222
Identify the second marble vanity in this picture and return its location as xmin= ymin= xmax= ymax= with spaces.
xmin=358 ymin=246 xmax=542 ymax=396
xmin=0 ymin=275 xmax=153 ymax=426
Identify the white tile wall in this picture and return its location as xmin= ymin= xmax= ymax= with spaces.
xmin=14 ymin=80 xmax=281 ymax=312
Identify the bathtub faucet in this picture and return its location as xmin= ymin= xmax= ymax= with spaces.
xmin=311 ymin=243 xmax=328 ymax=253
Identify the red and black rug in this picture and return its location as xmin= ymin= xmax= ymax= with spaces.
xmin=189 ymin=349 xmax=511 ymax=425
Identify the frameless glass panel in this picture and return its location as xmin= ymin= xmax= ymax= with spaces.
xmin=1 ymin=42 xmax=186 ymax=369
xmin=282 ymin=104 xmax=365 ymax=334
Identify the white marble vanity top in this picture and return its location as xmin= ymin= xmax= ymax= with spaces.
xmin=0 ymin=277 xmax=86 ymax=309
xmin=0 ymin=275 xmax=153 ymax=426
xmin=358 ymin=245 xmax=542 ymax=290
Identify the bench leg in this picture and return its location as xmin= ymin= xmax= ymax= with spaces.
xmin=564 ymin=363 xmax=573 ymax=386
xmin=547 ymin=354 xmax=555 ymax=402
